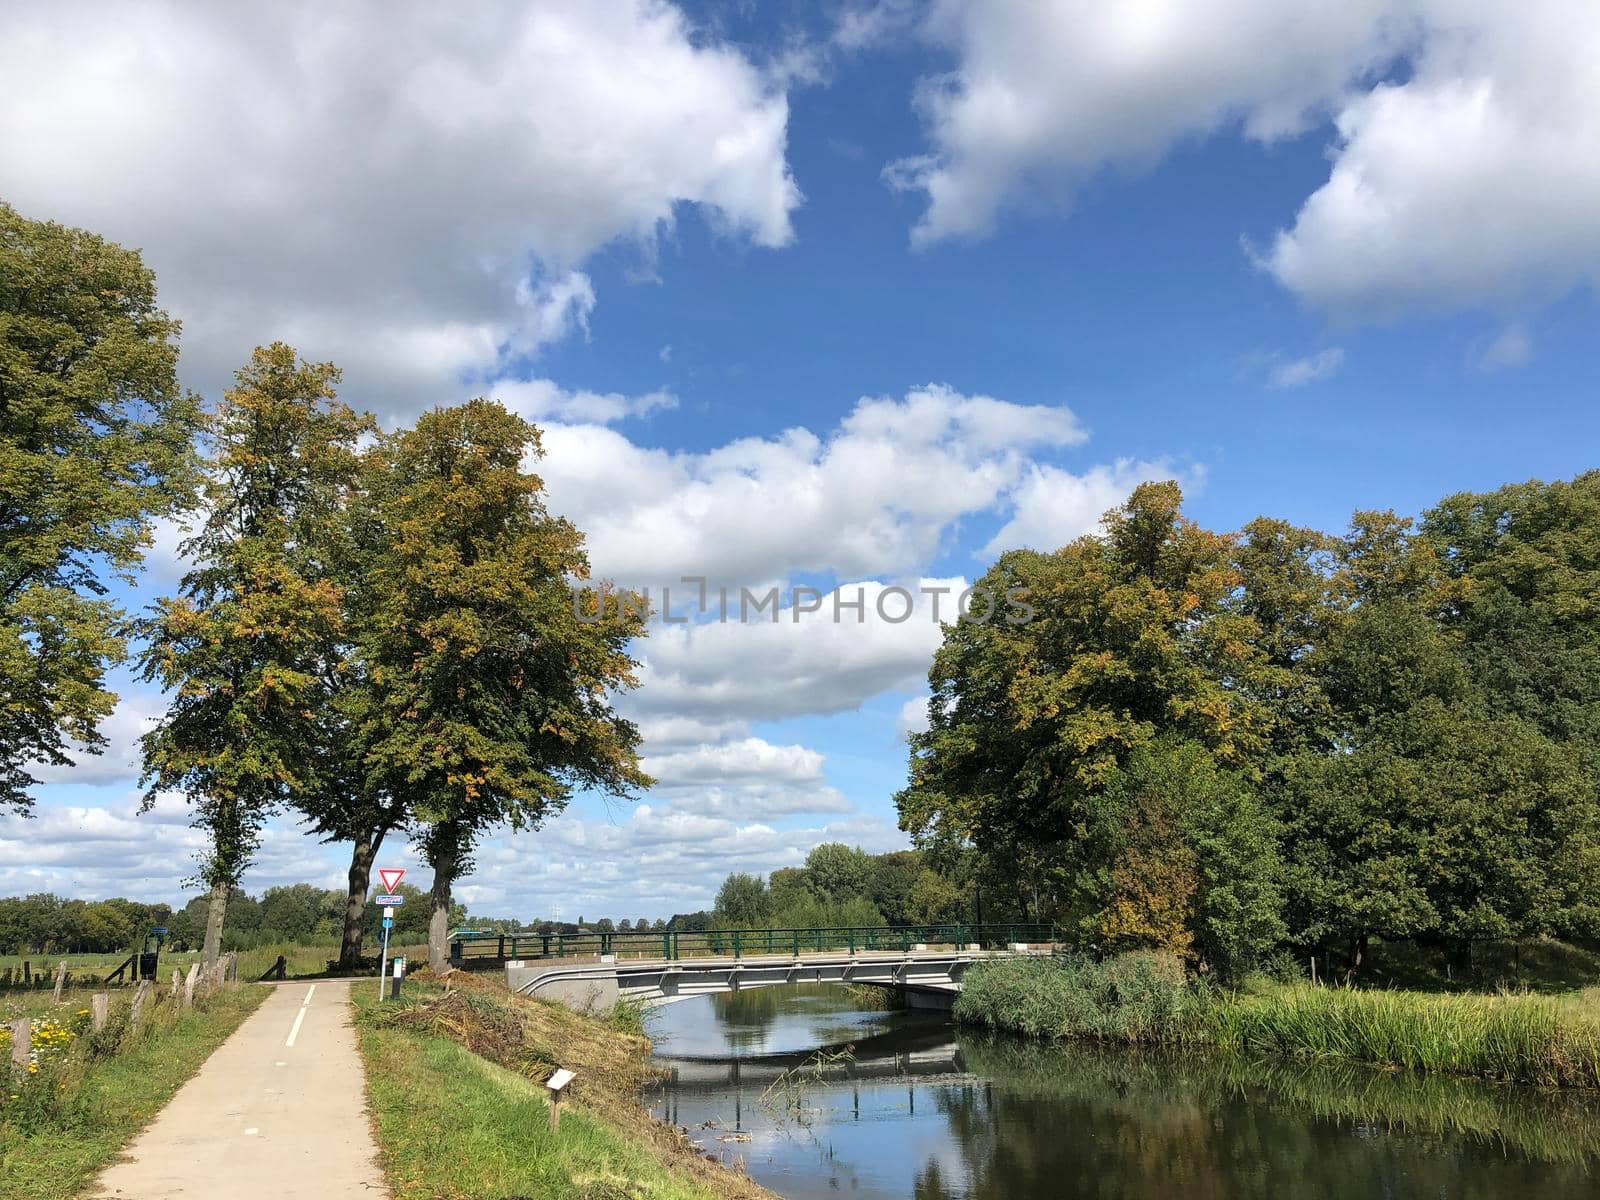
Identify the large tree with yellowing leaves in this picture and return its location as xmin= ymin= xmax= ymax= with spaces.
xmin=138 ymin=344 xmax=372 ymax=966
xmin=353 ymin=399 xmax=650 ymax=970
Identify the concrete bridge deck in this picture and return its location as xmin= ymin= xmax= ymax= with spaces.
xmin=505 ymin=945 xmax=1045 ymax=1012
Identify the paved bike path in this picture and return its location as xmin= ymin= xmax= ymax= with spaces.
xmin=92 ymin=981 xmax=385 ymax=1199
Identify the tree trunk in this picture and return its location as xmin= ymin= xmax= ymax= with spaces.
xmin=202 ymin=881 xmax=229 ymax=968
xmin=338 ymin=827 xmax=387 ymax=971
xmin=427 ymin=835 xmax=458 ymax=974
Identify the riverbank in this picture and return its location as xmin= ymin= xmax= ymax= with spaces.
xmin=353 ymin=971 xmax=775 ymax=1200
xmin=955 ymin=953 xmax=1600 ymax=1087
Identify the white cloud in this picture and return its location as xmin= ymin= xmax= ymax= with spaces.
xmin=891 ymin=2 xmax=1600 ymax=320
xmin=454 ymin=804 xmax=906 ymax=916
xmin=540 ymin=384 xmax=1087 ymax=589
xmin=1268 ymin=347 xmax=1346 ymax=390
xmin=643 ymin=738 xmax=825 ymax=787
xmin=984 ymin=459 xmax=1179 ymax=554
xmin=0 ymin=1 xmax=800 ymax=414
xmin=628 ymin=578 xmax=965 ymax=725
xmin=896 ymin=695 xmax=932 ymax=737
xmin=1474 ymin=324 xmax=1533 ymax=371
xmin=0 ymin=799 xmax=343 ymax=904
xmin=890 ymin=0 xmax=1405 ymax=244
xmin=29 ymin=693 xmax=164 ymax=788
xmin=1263 ymin=2 xmax=1600 ymax=315
xmin=492 ymin=379 xmax=677 ymax=425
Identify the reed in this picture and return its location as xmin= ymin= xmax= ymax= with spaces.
xmin=955 ymin=955 xmax=1600 ymax=1087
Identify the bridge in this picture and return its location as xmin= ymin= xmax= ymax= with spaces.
xmin=464 ymin=924 xmax=1059 ymax=1013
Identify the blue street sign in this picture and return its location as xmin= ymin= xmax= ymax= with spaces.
xmin=382 ymin=914 xmax=394 ymax=929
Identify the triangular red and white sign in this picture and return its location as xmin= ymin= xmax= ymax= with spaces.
xmin=378 ymin=868 xmax=405 ymax=894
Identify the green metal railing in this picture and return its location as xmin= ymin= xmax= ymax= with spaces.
xmin=450 ymin=923 xmax=1060 ymax=965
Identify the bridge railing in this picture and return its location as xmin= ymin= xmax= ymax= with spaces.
xmin=451 ymin=923 xmax=1060 ymax=965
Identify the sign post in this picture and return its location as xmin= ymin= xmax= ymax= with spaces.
xmin=375 ymin=868 xmax=404 ymax=1001
xmin=378 ymin=912 xmax=394 ymax=1000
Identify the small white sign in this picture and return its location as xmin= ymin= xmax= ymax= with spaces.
xmin=375 ymin=894 xmax=404 ymax=907
xmin=546 ymin=1068 xmax=576 ymax=1093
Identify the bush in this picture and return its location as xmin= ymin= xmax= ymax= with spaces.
xmin=955 ymin=951 xmax=1205 ymax=1042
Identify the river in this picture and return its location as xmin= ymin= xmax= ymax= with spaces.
xmin=645 ymin=984 xmax=1600 ymax=1199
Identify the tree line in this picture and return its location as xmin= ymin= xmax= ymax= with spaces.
xmin=2 ymin=202 xmax=650 ymax=972
xmin=710 ymin=842 xmax=989 ymax=930
xmin=0 ymin=882 xmax=718 ymax=957
xmin=898 ymin=477 xmax=1600 ymax=977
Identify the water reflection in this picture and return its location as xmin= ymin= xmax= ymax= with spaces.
xmin=646 ymin=985 xmax=1600 ymax=1200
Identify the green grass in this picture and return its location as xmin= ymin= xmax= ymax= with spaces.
xmin=0 ymin=984 xmax=266 ymax=1200
xmin=355 ymin=986 xmax=754 ymax=1199
xmin=956 ymin=954 xmax=1600 ymax=1087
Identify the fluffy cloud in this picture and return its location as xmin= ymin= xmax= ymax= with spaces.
xmin=541 ymin=384 xmax=1087 ymax=589
xmin=889 ymin=0 xmax=1404 ymax=244
xmin=896 ymin=695 xmax=932 ymax=738
xmin=984 ymin=459 xmax=1179 ymax=554
xmin=639 ymin=737 xmax=851 ymax=820
xmin=1262 ymin=2 xmax=1600 ymax=314
xmin=627 ymin=578 xmax=965 ymax=725
xmin=1268 ymin=348 xmax=1346 ymax=390
xmin=493 ymin=379 xmax=678 ymax=426
xmin=28 ymin=693 xmax=164 ymax=788
xmin=0 ymin=798 xmax=342 ymax=904
xmin=891 ymin=1 xmax=1600 ymax=319
xmin=453 ymin=805 xmax=904 ymax=915
xmin=0 ymin=1 xmax=800 ymax=412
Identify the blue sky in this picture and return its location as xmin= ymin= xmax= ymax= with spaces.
xmin=3 ymin=1 xmax=1597 ymax=919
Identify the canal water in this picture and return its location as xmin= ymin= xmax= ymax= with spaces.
xmin=646 ymin=984 xmax=1600 ymax=1199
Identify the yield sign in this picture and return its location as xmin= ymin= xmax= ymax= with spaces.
xmin=378 ymin=868 xmax=406 ymax=894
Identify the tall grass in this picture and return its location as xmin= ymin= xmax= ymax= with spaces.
xmin=955 ymin=954 xmax=1600 ymax=1087
xmin=1217 ymin=984 xmax=1600 ymax=1087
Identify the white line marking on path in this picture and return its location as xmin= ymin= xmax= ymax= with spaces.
xmin=284 ymin=985 xmax=316 ymax=1047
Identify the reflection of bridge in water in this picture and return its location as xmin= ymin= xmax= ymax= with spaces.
xmin=656 ymin=1020 xmax=967 ymax=1094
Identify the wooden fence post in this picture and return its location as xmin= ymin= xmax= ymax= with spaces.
xmin=183 ymin=963 xmax=199 ymax=1010
xmin=52 ymin=960 xmax=67 ymax=1001
xmin=91 ymin=992 xmax=110 ymax=1033
xmin=130 ymin=981 xmax=152 ymax=1030
xmin=9 ymin=1018 xmax=29 ymax=1069
xmin=170 ymin=968 xmax=180 ymax=1000
xmin=22 ymin=960 xmax=30 ymax=985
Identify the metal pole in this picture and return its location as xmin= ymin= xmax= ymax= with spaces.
xmin=377 ymin=919 xmax=391 ymax=1001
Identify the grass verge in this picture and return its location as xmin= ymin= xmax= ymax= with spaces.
xmin=955 ymin=953 xmax=1600 ymax=1087
xmin=353 ymin=974 xmax=773 ymax=1200
xmin=0 ymin=984 xmax=266 ymax=1200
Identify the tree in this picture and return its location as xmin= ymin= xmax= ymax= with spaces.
xmin=867 ymin=850 xmax=924 ymax=925
xmin=897 ymin=482 xmax=1271 ymax=914
xmin=354 ymin=400 xmax=650 ymax=970
xmin=714 ymin=872 xmax=770 ymax=926
xmin=803 ymin=843 xmax=873 ymax=900
xmin=139 ymin=345 xmax=371 ymax=965
xmin=1423 ymin=471 xmax=1600 ymax=756
xmin=260 ymin=883 xmax=338 ymax=942
xmin=1 ymin=203 xmax=199 ymax=809
xmin=1090 ymin=739 xmax=1284 ymax=974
